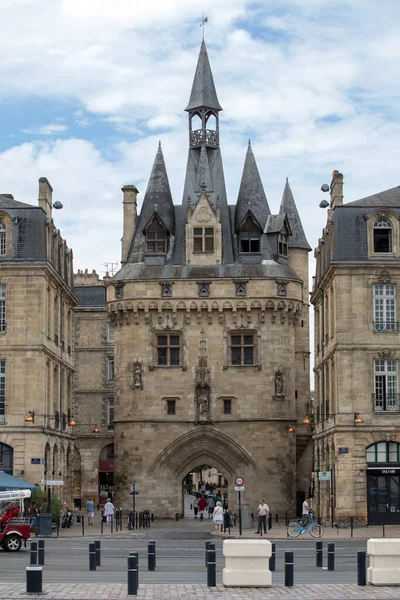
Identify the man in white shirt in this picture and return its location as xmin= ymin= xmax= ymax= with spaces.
xmin=255 ymin=499 xmax=269 ymax=534
xmin=302 ymin=497 xmax=311 ymax=527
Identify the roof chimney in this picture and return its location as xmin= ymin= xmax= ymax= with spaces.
xmin=121 ymin=185 xmax=139 ymax=263
xmin=330 ymin=170 xmax=343 ymax=211
xmin=38 ymin=177 xmax=53 ymax=218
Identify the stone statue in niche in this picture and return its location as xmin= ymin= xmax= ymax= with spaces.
xmin=274 ymin=369 xmax=284 ymax=398
xmin=195 ymin=330 xmax=211 ymax=422
xmin=132 ymin=359 xmax=143 ymax=390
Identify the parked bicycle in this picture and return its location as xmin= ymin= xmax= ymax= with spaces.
xmin=287 ymin=511 xmax=324 ymax=538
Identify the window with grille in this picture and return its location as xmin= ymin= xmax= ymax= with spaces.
xmin=373 ymin=218 xmax=392 ymax=253
xmin=229 ymin=333 xmax=255 ymax=366
xmin=374 ymin=359 xmax=398 ymax=411
xmin=238 ymin=216 xmax=260 ymax=253
xmin=0 ymin=285 xmax=5 ymax=333
xmin=107 ymin=398 xmax=114 ymax=429
xmin=107 ymin=357 xmax=115 ymax=381
xmin=373 ymin=284 xmax=396 ymax=331
xmin=156 ymin=333 xmax=181 ymax=366
xmin=278 ymin=233 xmax=288 ymax=256
xmin=0 ymin=361 xmax=5 ymax=423
xmin=145 ymin=216 xmax=167 ymax=253
xmin=193 ymin=227 xmax=214 ymax=252
xmin=0 ymin=223 xmax=6 ymax=257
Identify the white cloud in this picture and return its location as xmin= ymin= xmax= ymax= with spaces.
xmin=21 ymin=124 xmax=68 ymax=136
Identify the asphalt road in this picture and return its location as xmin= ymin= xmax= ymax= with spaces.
xmin=0 ymin=532 xmax=368 ymax=585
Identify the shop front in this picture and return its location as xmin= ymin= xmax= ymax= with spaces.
xmin=367 ymin=441 xmax=400 ymax=525
xmin=98 ymin=444 xmax=115 ymax=506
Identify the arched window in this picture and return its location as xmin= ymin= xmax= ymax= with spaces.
xmin=374 ymin=218 xmax=392 ymax=253
xmin=145 ymin=216 xmax=167 ymax=254
xmin=0 ymin=222 xmax=6 ymax=257
xmin=278 ymin=232 xmax=288 ymax=257
xmin=239 ymin=216 xmax=261 ymax=253
xmin=367 ymin=441 xmax=400 ymax=463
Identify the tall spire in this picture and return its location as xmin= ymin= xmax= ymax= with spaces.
xmin=185 ymin=41 xmax=222 ymax=112
xmin=279 ymin=179 xmax=311 ymax=250
xmin=195 ymin=146 xmax=214 ymax=193
xmin=235 ymin=144 xmax=270 ymax=232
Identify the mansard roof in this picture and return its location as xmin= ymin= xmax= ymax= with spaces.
xmin=346 ymin=185 xmax=400 ymax=207
xmin=235 ymin=144 xmax=270 ymax=232
xmin=279 ymin=179 xmax=311 ymax=250
xmin=185 ymin=41 xmax=222 ymax=112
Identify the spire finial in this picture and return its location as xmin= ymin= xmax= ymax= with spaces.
xmin=158 ymin=140 xmax=162 ymax=149
xmin=200 ymin=14 xmax=208 ymax=41
xmin=248 ymin=138 xmax=251 ymax=147
xmin=286 ymin=177 xmax=288 ymax=183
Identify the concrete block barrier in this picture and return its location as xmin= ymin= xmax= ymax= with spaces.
xmin=367 ymin=538 xmax=400 ymax=586
xmin=222 ymin=539 xmax=272 ymax=587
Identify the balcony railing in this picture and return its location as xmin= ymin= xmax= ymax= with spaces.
xmin=190 ymin=129 xmax=219 ymax=148
xmin=373 ymin=393 xmax=400 ymax=412
xmin=373 ymin=321 xmax=398 ymax=332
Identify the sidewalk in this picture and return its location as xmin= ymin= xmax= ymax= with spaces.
xmin=0 ymin=582 xmax=400 ymax=599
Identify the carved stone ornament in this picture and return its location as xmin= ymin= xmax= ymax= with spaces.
xmin=273 ymin=368 xmax=285 ymax=399
xmin=374 ymin=268 xmax=392 ymax=284
xmin=235 ymin=282 xmax=247 ymax=297
xmin=195 ymin=330 xmax=211 ymax=423
xmin=160 ymin=282 xmax=173 ymax=297
xmin=198 ymin=282 xmax=210 ymax=297
xmin=115 ymin=282 xmax=125 ymax=299
xmin=377 ymin=349 xmax=396 ymax=360
xmin=385 ymin=432 xmax=395 ymax=442
xmin=132 ymin=359 xmax=144 ymax=390
xmin=277 ymin=281 xmax=288 ymax=297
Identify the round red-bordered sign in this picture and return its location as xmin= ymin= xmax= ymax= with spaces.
xmin=235 ymin=476 xmax=244 ymax=486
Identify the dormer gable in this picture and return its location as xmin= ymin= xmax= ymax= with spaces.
xmin=143 ymin=212 xmax=169 ymax=255
xmin=185 ymin=188 xmax=222 ymax=265
xmin=264 ymin=214 xmax=292 ymax=259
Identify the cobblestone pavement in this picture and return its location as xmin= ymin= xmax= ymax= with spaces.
xmin=0 ymin=583 xmax=400 ymax=599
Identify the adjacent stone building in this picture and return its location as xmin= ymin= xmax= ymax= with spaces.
xmin=107 ymin=41 xmax=312 ymax=518
xmin=311 ymin=171 xmax=400 ymax=525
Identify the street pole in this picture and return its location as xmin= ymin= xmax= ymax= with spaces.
xmin=238 ymin=490 xmax=242 ymax=536
xmin=47 ymin=486 xmax=51 ymax=514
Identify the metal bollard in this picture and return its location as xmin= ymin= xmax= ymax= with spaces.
xmin=101 ymin=516 xmax=104 ymax=534
xmin=135 ymin=512 xmax=138 ymax=529
xmin=148 ymin=542 xmax=155 ymax=571
xmin=56 ymin=515 xmax=60 ymax=538
xmin=383 ymin=523 xmax=386 ymax=538
xmin=276 ymin=513 xmax=278 ymax=522
xmin=89 ymin=542 xmax=96 ymax=571
xmin=111 ymin=515 xmax=114 ymax=533
xmin=129 ymin=552 xmax=139 ymax=587
xmin=127 ymin=554 xmax=138 ymax=596
xmin=285 ymin=551 xmax=294 ymax=587
xmin=175 ymin=512 xmax=179 ymax=521
xmin=205 ymin=541 xmax=211 ymax=567
xmin=30 ymin=541 xmax=38 ymax=565
xmin=26 ymin=565 xmax=43 ymax=594
xmin=95 ymin=540 xmax=101 ymax=567
xmin=38 ymin=539 xmax=45 ymax=566
xmin=151 ymin=512 xmax=154 ymax=522
xmin=357 ymin=550 xmax=366 ymax=586
xmin=350 ymin=516 xmax=354 ymax=538
xmin=269 ymin=542 xmax=276 ymax=572
xmin=207 ymin=548 xmax=216 ymax=587
xmin=285 ymin=512 xmax=288 ymax=526
xmin=139 ymin=512 xmax=142 ymax=528
xmin=120 ymin=509 xmax=123 ymax=531
xmin=327 ymin=542 xmax=335 ymax=571
xmin=268 ymin=513 xmax=272 ymax=531
xmin=316 ymin=541 xmax=323 ymax=567
xmin=81 ymin=515 xmax=85 ymax=536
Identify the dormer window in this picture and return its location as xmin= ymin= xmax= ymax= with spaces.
xmin=193 ymin=227 xmax=214 ymax=252
xmin=239 ymin=216 xmax=260 ymax=253
xmin=374 ymin=219 xmax=392 ymax=253
xmin=0 ymin=223 xmax=6 ymax=257
xmin=278 ymin=232 xmax=288 ymax=257
xmin=145 ymin=216 xmax=167 ymax=254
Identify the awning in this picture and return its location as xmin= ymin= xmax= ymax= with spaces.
xmin=0 ymin=471 xmax=39 ymax=491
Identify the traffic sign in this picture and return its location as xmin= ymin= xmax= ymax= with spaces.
xmin=235 ymin=476 xmax=244 ymax=486
xmin=318 ymin=471 xmax=331 ymax=481
xmin=41 ymin=480 xmax=64 ymax=486
xmin=234 ymin=486 xmax=245 ymax=492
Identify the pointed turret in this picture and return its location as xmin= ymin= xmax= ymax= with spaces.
xmin=235 ymin=142 xmax=270 ymax=232
xmin=185 ymin=41 xmax=222 ymax=112
xmin=279 ymin=178 xmax=311 ymax=250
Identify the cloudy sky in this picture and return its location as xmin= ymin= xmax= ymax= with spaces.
xmin=0 ymin=0 xmax=399 ymax=278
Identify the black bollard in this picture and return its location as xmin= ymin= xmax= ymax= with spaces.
xmin=56 ymin=515 xmax=60 ymax=538
xmin=139 ymin=512 xmax=142 ymax=529
xmin=207 ymin=548 xmax=216 ymax=587
xmin=175 ymin=512 xmax=179 ymax=521
xmin=151 ymin=512 xmax=154 ymax=522
xmin=285 ymin=511 xmax=288 ymax=526
xmin=38 ymin=539 xmax=45 ymax=566
xmin=30 ymin=541 xmax=38 ymax=565
xmin=350 ymin=516 xmax=354 ymax=538
xmin=285 ymin=551 xmax=294 ymax=587
xmin=120 ymin=509 xmax=123 ymax=531
xmin=95 ymin=540 xmax=101 ymax=567
xmin=148 ymin=542 xmax=155 ymax=571
xmin=111 ymin=515 xmax=114 ymax=533
xmin=357 ymin=550 xmax=366 ymax=586
xmin=205 ymin=541 xmax=211 ymax=566
xmin=135 ymin=512 xmax=138 ymax=529
xmin=101 ymin=516 xmax=104 ymax=534
xmin=269 ymin=542 xmax=276 ymax=572
xmin=81 ymin=515 xmax=85 ymax=536
xmin=129 ymin=552 xmax=139 ymax=587
xmin=150 ymin=540 xmax=156 ymax=567
xmin=268 ymin=513 xmax=272 ymax=531
xmin=127 ymin=554 xmax=138 ymax=596
xmin=327 ymin=543 xmax=335 ymax=571
xmin=276 ymin=513 xmax=278 ymax=522
xmin=26 ymin=566 xmax=43 ymax=594
xmin=89 ymin=542 xmax=96 ymax=571
xmin=316 ymin=541 xmax=323 ymax=567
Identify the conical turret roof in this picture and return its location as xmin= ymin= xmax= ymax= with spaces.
xmin=195 ymin=145 xmax=214 ymax=193
xmin=185 ymin=41 xmax=222 ymax=112
xmin=235 ymin=143 xmax=270 ymax=231
xmin=279 ymin=178 xmax=311 ymax=250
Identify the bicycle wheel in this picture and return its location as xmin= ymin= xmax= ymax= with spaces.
xmin=287 ymin=522 xmax=301 ymax=538
xmin=309 ymin=523 xmax=324 ymax=538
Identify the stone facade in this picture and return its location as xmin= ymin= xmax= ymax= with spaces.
xmin=311 ymin=171 xmax=400 ymax=525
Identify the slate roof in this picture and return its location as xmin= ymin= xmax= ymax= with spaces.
xmin=264 ymin=214 xmax=286 ymax=234
xmin=280 ymin=179 xmax=311 ymax=250
xmin=345 ymin=185 xmax=400 ymax=207
xmin=0 ymin=195 xmax=32 ymax=209
xmin=75 ymin=286 xmax=106 ymax=307
xmin=185 ymin=41 xmax=222 ymax=112
xmin=235 ymin=144 xmax=270 ymax=232
xmin=0 ymin=195 xmax=47 ymax=261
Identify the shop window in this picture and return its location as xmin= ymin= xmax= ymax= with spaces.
xmin=367 ymin=441 xmax=400 ymax=463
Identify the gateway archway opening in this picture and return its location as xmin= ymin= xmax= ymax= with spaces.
xmin=182 ymin=465 xmax=228 ymax=519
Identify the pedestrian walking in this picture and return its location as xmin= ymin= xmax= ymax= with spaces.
xmin=212 ymin=501 xmax=224 ymax=533
xmin=193 ymin=496 xmax=199 ymax=518
xmin=103 ymin=498 xmax=115 ymax=525
xmin=255 ymin=499 xmax=269 ymax=534
xmin=207 ymin=494 xmax=215 ymax=519
xmin=302 ymin=497 xmax=311 ymax=526
xmin=86 ymin=498 xmax=95 ymax=526
xmin=198 ymin=496 xmax=206 ymax=521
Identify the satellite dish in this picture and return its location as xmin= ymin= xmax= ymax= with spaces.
xmin=319 ymin=200 xmax=329 ymax=209
xmin=53 ymin=201 xmax=63 ymax=210
xmin=321 ymin=184 xmax=330 ymax=192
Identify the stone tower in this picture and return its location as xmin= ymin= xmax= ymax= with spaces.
xmin=107 ymin=42 xmax=312 ymax=517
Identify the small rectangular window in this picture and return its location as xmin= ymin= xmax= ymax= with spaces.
xmin=107 ymin=324 xmax=115 ymax=342
xmin=167 ymin=400 xmax=176 ymax=415
xmin=0 ymin=360 xmax=5 ymax=423
xmin=193 ymin=227 xmax=214 ymax=252
xmin=229 ymin=333 xmax=255 ymax=366
xmin=107 ymin=398 xmax=114 ymax=429
xmin=0 ymin=285 xmax=6 ymax=333
xmin=156 ymin=333 xmax=181 ymax=366
xmin=223 ymin=399 xmax=232 ymax=415
xmin=0 ymin=224 xmax=6 ymax=257
xmin=107 ymin=357 xmax=115 ymax=381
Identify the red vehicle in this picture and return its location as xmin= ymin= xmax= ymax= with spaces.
xmin=0 ymin=490 xmax=31 ymax=552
